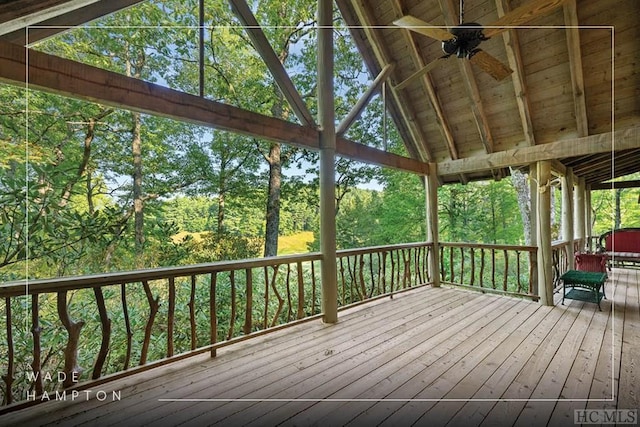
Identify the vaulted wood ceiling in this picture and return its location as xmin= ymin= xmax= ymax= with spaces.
xmin=336 ymin=0 xmax=639 ymax=184
xmin=0 ymin=0 xmax=638 ymax=186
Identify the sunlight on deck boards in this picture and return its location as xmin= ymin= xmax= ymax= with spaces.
xmin=1 ymin=268 xmax=638 ymax=427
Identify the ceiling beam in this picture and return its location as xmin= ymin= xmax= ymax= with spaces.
xmin=437 ymin=127 xmax=640 ymax=176
xmin=0 ymin=0 xmax=99 ymax=36
xmin=349 ymin=0 xmax=434 ymax=163
xmin=0 ymin=0 xmax=144 ymax=46
xmin=591 ymin=180 xmax=640 ymax=190
xmin=337 ymin=62 xmax=395 ymax=137
xmin=228 ymin=0 xmax=315 ymax=127
xmin=495 ymin=0 xmax=536 ymax=147
xmin=563 ymin=0 xmax=589 ymax=137
xmin=0 ymin=40 xmax=429 ymax=175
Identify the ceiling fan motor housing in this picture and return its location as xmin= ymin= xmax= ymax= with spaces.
xmin=442 ymin=22 xmax=487 ymax=58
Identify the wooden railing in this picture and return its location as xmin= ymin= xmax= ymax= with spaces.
xmin=552 ymin=240 xmax=571 ymax=290
xmin=0 ymin=253 xmax=323 ymax=407
xmin=0 ymin=242 xmax=434 ymax=408
xmin=336 ymin=242 xmax=433 ymax=306
xmin=439 ymin=242 xmax=538 ymax=300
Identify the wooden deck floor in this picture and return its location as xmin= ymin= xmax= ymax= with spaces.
xmin=1 ymin=268 xmax=638 ymax=426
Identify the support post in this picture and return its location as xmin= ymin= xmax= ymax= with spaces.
xmin=318 ymin=0 xmax=337 ymax=323
xmin=562 ymin=168 xmax=575 ymax=269
xmin=537 ymin=161 xmax=554 ymax=306
xmin=574 ymin=177 xmax=586 ymax=250
xmin=585 ymin=184 xmax=593 ymax=250
xmin=529 ymin=164 xmax=538 ymax=247
xmin=425 ymin=165 xmax=440 ymax=287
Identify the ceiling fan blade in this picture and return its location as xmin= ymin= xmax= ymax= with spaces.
xmin=483 ymin=0 xmax=568 ymax=38
xmin=393 ymin=15 xmax=454 ymax=41
xmin=468 ymin=50 xmax=513 ymax=80
xmin=395 ymin=56 xmax=450 ymax=90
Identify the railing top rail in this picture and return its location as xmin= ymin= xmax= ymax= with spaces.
xmin=337 ymin=241 xmax=433 ymax=257
xmin=439 ymin=242 xmax=537 ymax=252
xmin=0 ymin=252 xmax=323 ymax=297
xmin=551 ymin=240 xmax=570 ymax=249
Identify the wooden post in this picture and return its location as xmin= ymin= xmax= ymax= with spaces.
xmin=529 ymin=164 xmax=538 ymax=247
xmin=562 ymin=168 xmax=575 ymax=269
xmin=537 ymin=161 xmax=554 ymax=306
xmin=425 ymin=166 xmax=440 ymax=287
xmin=318 ymin=0 xmax=337 ymax=324
xmin=574 ymin=176 xmax=586 ymax=250
xmin=585 ymin=183 xmax=593 ymax=249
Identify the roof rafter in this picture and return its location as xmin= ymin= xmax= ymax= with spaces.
xmin=337 ymin=62 xmax=395 ymax=137
xmin=563 ymin=0 xmax=589 ymax=137
xmin=228 ymin=0 xmax=315 ymax=127
xmin=392 ymin=0 xmax=467 ymax=183
xmin=0 ymin=0 xmax=144 ymax=46
xmin=0 ymin=0 xmax=98 ymax=36
xmin=439 ymin=0 xmax=509 ymax=181
xmin=495 ymin=0 xmax=536 ymax=147
xmin=348 ymin=0 xmax=434 ymax=164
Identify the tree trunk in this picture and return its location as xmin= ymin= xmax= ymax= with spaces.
xmin=132 ymin=111 xmax=144 ymax=262
xmin=615 ymin=188 xmax=622 ymax=228
xmin=510 ymin=168 xmax=531 ymax=245
xmin=264 ymin=142 xmax=282 ymax=257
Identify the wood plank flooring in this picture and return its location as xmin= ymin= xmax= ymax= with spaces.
xmin=1 ymin=268 xmax=638 ymax=427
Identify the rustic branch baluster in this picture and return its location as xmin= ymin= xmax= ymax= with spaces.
xmin=92 ymin=286 xmax=111 ymax=379
xmin=270 ymin=266 xmax=284 ymax=327
xmin=140 ymin=281 xmax=160 ymax=365
xmin=358 ymin=254 xmax=367 ymax=300
xmin=311 ymin=260 xmax=317 ymax=314
xmin=449 ymin=246 xmax=456 ymax=283
xmin=228 ymin=270 xmax=236 ymax=340
xmin=480 ymin=249 xmax=485 ymax=288
xmin=390 ymin=249 xmax=396 ymax=293
xmin=263 ymin=267 xmax=269 ymax=330
xmin=57 ymin=291 xmax=84 ymax=387
xmin=381 ymin=251 xmax=387 ymax=294
xmin=285 ymin=264 xmax=293 ymax=322
xmin=31 ymin=294 xmax=43 ymax=396
xmin=167 ymin=277 xmax=176 ymax=358
xmin=460 ymin=247 xmax=465 ymax=285
xmin=210 ymin=272 xmax=217 ymax=358
xmin=503 ymin=250 xmax=509 ymax=292
xmin=296 ymin=262 xmax=304 ymax=319
xmin=3 ymin=297 xmax=14 ymax=404
xmin=491 ymin=249 xmax=497 ymax=289
xmin=470 ymin=248 xmax=475 ymax=286
xmin=244 ymin=269 xmax=253 ymax=335
xmin=189 ymin=276 xmax=197 ymax=350
xmin=338 ymin=257 xmax=346 ymax=305
xmin=369 ymin=253 xmax=376 ymax=296
xmin=121 ymin=284 xmax=133 ymax=369
xmin=516 ymin=251 xmax=522 ymax=293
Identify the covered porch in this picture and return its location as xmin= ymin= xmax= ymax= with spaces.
xmin=1 ymin=0 xmax=639 ymax=424
xmin=1 ymin=267 xmax=637 ymax=426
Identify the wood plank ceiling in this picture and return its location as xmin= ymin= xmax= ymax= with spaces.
xmin=336 ymin=0 xmax=640 ymax=184
xmin=0 ymin=0 xmax=638 ymax=186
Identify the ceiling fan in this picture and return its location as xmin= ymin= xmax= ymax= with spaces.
xmin=393 ymin=0 xmax=568 ymax=88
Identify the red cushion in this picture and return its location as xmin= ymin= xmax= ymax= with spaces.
xmin=604 ymin=230 xmax=640 ymax=253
